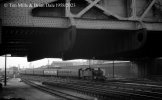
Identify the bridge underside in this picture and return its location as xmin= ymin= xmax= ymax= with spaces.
xmin=0 ymin=26 xmax=162 ymax=61
xmin=0 ymin=0 xmax=162 ymax=61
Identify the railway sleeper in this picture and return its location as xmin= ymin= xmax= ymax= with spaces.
xmin=23 ymin=77 xmax=162 ymax=100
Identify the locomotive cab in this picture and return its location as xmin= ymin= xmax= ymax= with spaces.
xmin=79 ymin=67 xmax=106 ymax=81
xmin=93 ymin=68 xmax=106 ymax=81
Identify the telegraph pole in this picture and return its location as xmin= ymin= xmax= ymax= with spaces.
xmin=89 ymin=59 xmax=90 ymax=68
xmin=48 ymin=59 xmax=49 ymax=68
xmin=33 ymin=65 xmax=34 ymax=75
xmin=112 ymin=60 xmax=114 ymax=78
xmin=4 ymin=55 xmax=7 ymax=86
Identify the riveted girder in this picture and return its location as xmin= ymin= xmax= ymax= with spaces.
xmin=0 ymin=0 xmax=162 ymax=61
xmin=0 ymin=0 xmax=162 ymax=31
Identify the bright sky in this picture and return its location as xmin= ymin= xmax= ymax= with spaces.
xmin=0 ymin=56 xmax=62 ymax=69
xmin=0 ymin=56 xmax=130 ymax=69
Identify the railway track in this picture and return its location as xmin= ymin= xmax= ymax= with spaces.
xmin=44 ymin=77 xmax=162 ymax=93
xmin=21 ymin=78 xmax=92 ymax=100
xmin=43 ymin=81 xmax=162 ymax=100
xmin=21 ymin=75 xmax=162 ymax=91
xmin=111 ymin=78 xmax=162 ymax=85
xmin=21 ymin=76 xmax=162 ymax=100
xmin=72 ymin=80 xmax=162 ymax=98
xmin=62 ymin=78 xmax=162 ymax=92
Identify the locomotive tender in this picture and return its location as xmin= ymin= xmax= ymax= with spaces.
xmin=20 ymin=67 xmax=106 ymax=81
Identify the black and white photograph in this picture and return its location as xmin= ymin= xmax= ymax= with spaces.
xmin=0 ymin=0 xmax=162 ymax=100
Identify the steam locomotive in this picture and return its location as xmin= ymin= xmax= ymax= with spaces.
xmin=20 ymin=67 xmax=106 ymax=81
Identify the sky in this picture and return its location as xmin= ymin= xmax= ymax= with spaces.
xmin=0 ymin=56 xmax=62 ymax=69
xmin=0 ymin=56 xmax=131 ymax=69
xmin=0 ymin=56 xmax=88 ymax=69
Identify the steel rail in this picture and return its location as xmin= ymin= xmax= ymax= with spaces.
xmin=21 ymin=78 xmax=90 ymax=100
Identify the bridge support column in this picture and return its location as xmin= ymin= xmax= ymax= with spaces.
xmin=133 ymin=59 xmax=153 ymax=79
xmin=133 ymin=58 xmax=162 ymax=80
